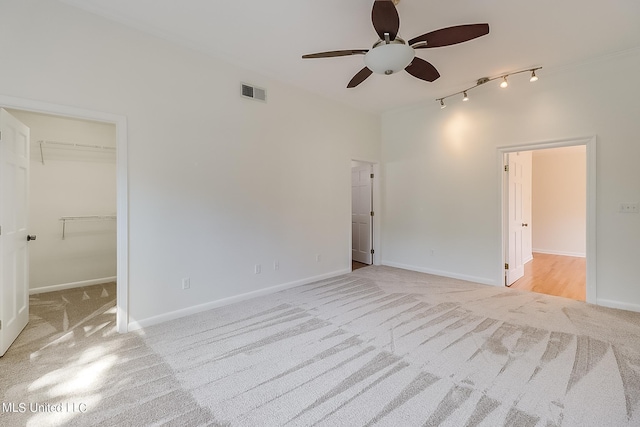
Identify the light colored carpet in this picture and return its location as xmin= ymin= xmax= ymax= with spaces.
xmin=2 ymin=267 xmax=640 ymax=426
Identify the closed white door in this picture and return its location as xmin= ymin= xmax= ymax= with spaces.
xmin=352 ymin=165 xmax=372 ymax=264
xmin=506 ymin=153 xmax=526 ymax=285
xmin=0 ymin=109 xmax=30 ymax=356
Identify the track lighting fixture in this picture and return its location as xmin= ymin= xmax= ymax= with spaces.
xmin=436 ymin=67 xmax=541 ymax=109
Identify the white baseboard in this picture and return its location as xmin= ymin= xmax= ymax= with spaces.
xmin=524 ymin=255 xmax=534 ymax=264
xmin=30 ymin=276 xmax=117 ymax=295
xmin=381 ymin=261 xmax=498 ymax=287
xmin=596 ymin=298 xmax=640 ymax=314
xmin=128 ymin=268 xmax=351 ymax=331
xmin=532 ymin=249 xmax=586 ymax=258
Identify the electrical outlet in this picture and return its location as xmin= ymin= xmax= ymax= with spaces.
xmin=255 ymin=264 xmax=261 ymax=274
xmin=620 ymin=203 xmax=639 ymax=213
xmin=273 ymin=261 xmax=279 ymax=271
xmin=182 ymin=278 xmax=190 ymax=290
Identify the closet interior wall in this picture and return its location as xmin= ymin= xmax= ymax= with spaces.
xmin=8 ymin=109 xmax=117 ymax=292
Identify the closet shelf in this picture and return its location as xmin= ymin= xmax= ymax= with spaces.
xmin=59 ymin=215 xmax=116 ymax=239
xmin=38 ymin=140 xmax=116 ymax=165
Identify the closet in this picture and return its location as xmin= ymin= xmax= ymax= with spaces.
xmin=8 ymin=109 xmax=117 ymax=293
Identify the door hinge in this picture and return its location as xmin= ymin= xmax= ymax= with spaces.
xmin=370 ymin=249 xmax=375 ymax=254
xmin=370 ymin=211 xmax=374 ymax=217
xmin=504 ymin=165 xmax=509 ymax=172
xmin=505 ymin=263 xmax=509 ymax=270
xmin=0 ymin=320 xmax=2 ymax=330
xmin=370 ymin=173 xmax=374 ymax=179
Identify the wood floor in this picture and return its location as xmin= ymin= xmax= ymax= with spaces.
xmin=352 ymin=260 xmax=370 ymax=271
xmin=509 ymin=252 xmax=586 ymax=301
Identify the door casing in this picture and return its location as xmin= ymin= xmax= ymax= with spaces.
xmin=0 ymin=94 xmax=129 ymax=333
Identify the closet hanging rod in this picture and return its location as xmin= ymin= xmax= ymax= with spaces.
xmin=59 ymin=215 xmax=116 ymax=240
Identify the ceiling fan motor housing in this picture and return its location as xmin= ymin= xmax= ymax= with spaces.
xmin=364 ymin=39 xmax=415 ymax=75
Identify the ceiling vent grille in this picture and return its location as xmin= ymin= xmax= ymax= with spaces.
xmin=241 ymin=83 xmax=267 ymax=102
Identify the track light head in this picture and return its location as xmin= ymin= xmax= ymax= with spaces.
xmin=462 ymin=91 xmax=469 ymax=101
xmin=500 ymin=76 xmax=508 ymax=88
xmin=440 ymin=99 xmax=446 ymax=109
xmin=530 ymin=70 xmax=538 ymax=82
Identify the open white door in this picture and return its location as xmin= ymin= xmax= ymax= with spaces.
xmin=352 ymin=164 xmax=372 ymax=264
xmin=0 ymin=109 xmax=30 ymax=356
xmin=506 ymin=152 xmax=526 ymax=286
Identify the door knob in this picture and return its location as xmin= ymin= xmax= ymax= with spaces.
xmin=27 ymin=235 xmax=37 ymax=241
xmin=522 ymin=223 xmax=528 ymax=227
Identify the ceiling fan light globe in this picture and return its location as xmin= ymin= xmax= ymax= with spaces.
xmin=364 ymin=42 xmax=415 ymax=75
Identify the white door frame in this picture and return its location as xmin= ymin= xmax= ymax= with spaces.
xmin=0 ymin=94 xmax=129 ymax=333
xmin=498 ymin=136 xmax=596 ymax=304
xmin=350 ymin=159 xmax=381 ymax=267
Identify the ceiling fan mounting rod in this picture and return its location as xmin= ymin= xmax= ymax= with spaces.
xmin=372 ymin=37 xmax=407 ymax=49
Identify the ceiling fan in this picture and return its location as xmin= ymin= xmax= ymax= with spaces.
xmin=302 ymin=0 xmax=489 ymax=88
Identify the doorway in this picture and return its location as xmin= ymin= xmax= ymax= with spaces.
xmin=9 ymin=108 xmax=117 ymax=285
xmin=499 ymin=136 xmax=596 ymax=303
xmin=351 ymin=160 xmax=379 ymax=271
xmin=1 ymin=108 xmax=118 ymax=355
xmin=0 ymin=95 xmax=128 ymax=341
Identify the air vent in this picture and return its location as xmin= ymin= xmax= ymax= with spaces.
xmin=241 ymin=83 xmax=267 ymax=102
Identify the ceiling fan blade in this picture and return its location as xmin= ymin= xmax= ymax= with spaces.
xmin=405 ymin=58 xmax=440 ymax=82
xmin=302 ymin=49 xmax=368 ymax=59
xmin=372 ymin=0 xmax=400 ymax=41
xmin=347 ymin=67 xmax=373 ymax=88
xmin=409 ymin=23 xmax=490 ymax=48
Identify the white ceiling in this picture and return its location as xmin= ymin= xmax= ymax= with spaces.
xmin=58 ymin=0 xmax=640 ymax=114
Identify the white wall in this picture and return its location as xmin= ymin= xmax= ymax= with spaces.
xmin=7 ymin=109 xmax=117 ymax=291
xmin=0 ymin=0 xmax=380 ymax=325
xmin=532 ymin=146 xmax=586 ymax=257
xmin=381 ymin=50 xmax=640 ymax=310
